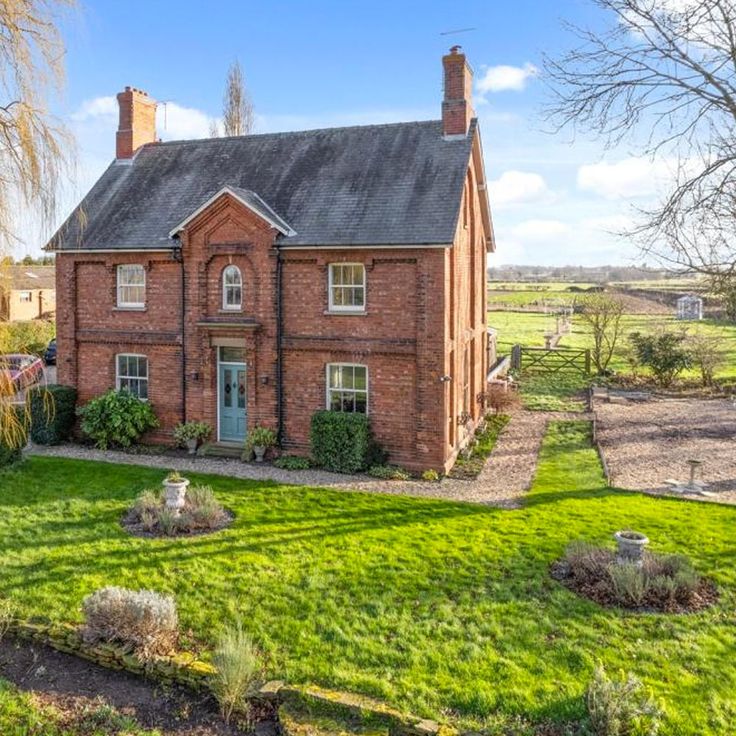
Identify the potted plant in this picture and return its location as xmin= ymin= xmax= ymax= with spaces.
xmin=163 ymin=471 xmax=189 ymax=513
xmin=614 ymin=530 xmax=649 ymax=566
xmin=173 ymin=421 xmax=212 ymax=455
xmin=245 ymin=426 xmax=277 ymax=462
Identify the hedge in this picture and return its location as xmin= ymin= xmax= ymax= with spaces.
xmin=0 ymin=438 xmax=21 ymax=468
xmin=29 ymin=385 xmax=77 ymax=445
xmin=310 ymin=411 xmax=385 ymax=473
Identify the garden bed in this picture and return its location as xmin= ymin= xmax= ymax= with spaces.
xmin=0 ymin=636 xmax=272 ymax=735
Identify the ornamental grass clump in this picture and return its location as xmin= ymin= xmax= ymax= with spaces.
xmin=210 ymin=621 xmax=261 ymax=724
xmin=552 ymin=541 xmax=715 ymax=613
xmin=126 ymin=485 xmax=229 ymax=537
xmin=586 ymin=665 xmax=662 ymax=736
xmin=82 ymin=587 xmax=178 ymax=660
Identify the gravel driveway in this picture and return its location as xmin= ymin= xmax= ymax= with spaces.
xmin=595 ymin=397 xmax=736 ymax=504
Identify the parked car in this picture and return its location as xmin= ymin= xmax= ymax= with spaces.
xmin=0 ymin=354 xmax=45 ymax=391
xmin=44 ymin=338 xmax=57 ymax=365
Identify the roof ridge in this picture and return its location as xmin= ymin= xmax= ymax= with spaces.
xmin=145 ymin=119 xmax=442 ymax=149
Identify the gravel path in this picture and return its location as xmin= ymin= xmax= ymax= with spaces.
xmin=595 ymin=397 xmax=736 ymax=505
xmin=24 ymin=411 xmax=588 ymax=507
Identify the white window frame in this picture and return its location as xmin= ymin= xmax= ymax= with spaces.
xmin=326 ymin=363 xmax=368 ymax=414
xmin=328 ymin=263 xmax=366 ymax=312
xmin=18 ymin=291 xmax=32 ymax=302
xmin=116 ymin=264 xmax=146 ymax=308
xmin=222 ymin=265 xmax=243 ymax=311
xmin=116 ymin=353 xmax=149 ymax=401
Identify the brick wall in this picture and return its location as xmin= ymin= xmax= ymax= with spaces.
xmin=56 ymin=144 xmax=490 ymax=472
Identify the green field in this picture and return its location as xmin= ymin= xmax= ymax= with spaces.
xmin=1 ymin=425 xmax=735 ymax=734
xmin=490 ymin=311 xmax=736 ymax=382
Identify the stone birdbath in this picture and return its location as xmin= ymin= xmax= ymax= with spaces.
xmin=614 ymin=530 xmax=649 ymax=567
xmin=163 ymin=472 xmax=189 ymax=515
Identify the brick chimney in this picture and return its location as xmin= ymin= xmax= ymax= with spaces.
xmin=442 ymin=46 xmax=474 ymax=137
xmin=116 ymin=86 xmax=157 ymax=159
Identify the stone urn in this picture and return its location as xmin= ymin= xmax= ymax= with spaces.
xmin=614 ymin=530 xmax=649 ymax=566
xmin=253 ymin=445 xmax=267 ymax=463
xmin=163 ymin=475 xmax=189 ymax=514
xmin=185 ymin=438 xmax=198 ymax=455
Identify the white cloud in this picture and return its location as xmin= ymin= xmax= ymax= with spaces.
xmin=577 ymin=156 xmax=679 ymax=200
xmin=157 ymin=102 xmax=215 ymax=140
xmin=511 ymin=219 xmax=570 ymax=241
xmin=488 ymin=170 xmax=551 ymax=209
xmin=476 ymin=63 xmax=538 ymax=94
xmin=71 ymin=95 xmax=117 ymax=121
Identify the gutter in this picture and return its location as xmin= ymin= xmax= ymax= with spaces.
xmin=275 ymin=248 xmax=284 ymax=444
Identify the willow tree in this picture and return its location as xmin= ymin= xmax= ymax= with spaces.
xmin=221 ymin=60 xmax=254 ymax=137
xmin=0 ymin=0 xmax=74 ymax=452
xmin=544 ymin=0 xmax=736 ymax=280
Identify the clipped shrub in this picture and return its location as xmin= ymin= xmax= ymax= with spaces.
xmin=28 ymin=385 xmax=77 ymax=445
xmin=77 ymin=390 xmax=158 ymax=449
xmin=0 ymin=438 xmax=22 ymax=468
xmin=273 ymin=455 xmax=311 ymax=470
xmin=82 ymin=586 xmax=179 ymax=659
xmin=422 ymin=469 xmax=440 ymax=481
xmin=310 ymin=411 xmax=384 ymax=473
xmin=586 ymin=665 xmax=662 ymax=736
xmin=210 ymin=620 xmax=261 ymax=724
xmin=368 ymin=464 xmax=411 ymax=480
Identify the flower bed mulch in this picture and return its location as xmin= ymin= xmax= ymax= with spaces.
xmin=121 ymin=509 xmax=234 ymax=539
xmin=0 ymin=636 xmax=277 ymax=736
xmin=550 ymin=559 xmax=719 ymax=614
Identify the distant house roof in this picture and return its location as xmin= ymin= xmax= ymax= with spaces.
xmin=48 ymin=119 xmax=477 ymax=251
xmin=0 ymin=265 xmax=55 ymax=291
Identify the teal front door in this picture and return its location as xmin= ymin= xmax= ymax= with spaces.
xmin=218 ymin=362 xmax=247 ymax=442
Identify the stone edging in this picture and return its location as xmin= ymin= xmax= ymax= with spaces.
xmin=10 ymin=619 xmax=456 ymax=736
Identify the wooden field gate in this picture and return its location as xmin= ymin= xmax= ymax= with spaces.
xmin=510 ymin=344 xmax=591 ymax=375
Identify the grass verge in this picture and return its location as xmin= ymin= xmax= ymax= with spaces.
xmin=0 ymin=428 xmax=734 ymax=734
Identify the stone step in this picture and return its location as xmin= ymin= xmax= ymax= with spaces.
xmin=198 ymin=442 xmax=242 ymax=459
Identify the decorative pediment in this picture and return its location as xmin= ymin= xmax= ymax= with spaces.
xmin=168 ymin=186 xmax=296 ymax=238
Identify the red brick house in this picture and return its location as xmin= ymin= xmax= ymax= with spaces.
xmin=50 ymin=48 xmax=494 ymax=473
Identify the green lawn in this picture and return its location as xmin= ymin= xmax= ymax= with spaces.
xmin=1 ymin=425 xmax=735 ymax=734
xmin=0 ymin=678 xmax=157 ymax=736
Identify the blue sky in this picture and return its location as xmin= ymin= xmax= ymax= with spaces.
xmin=23 ymin=0 xmax=669 ymax=265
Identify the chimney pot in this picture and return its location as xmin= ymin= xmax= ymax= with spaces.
xmin=442 ymin=47 xmax=474 ymax=137
xmin=116 ymin=86 xmax=157 ymax=159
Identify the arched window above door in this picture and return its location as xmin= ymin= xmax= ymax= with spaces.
xmin=222 ymin=265 xmax=242 ymax=310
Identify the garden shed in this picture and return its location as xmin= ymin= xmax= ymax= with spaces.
xmin=676 ymin=294 xmax=703 ymax=320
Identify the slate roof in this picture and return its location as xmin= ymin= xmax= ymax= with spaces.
xmin=1 ymin=265 xmax=55 ymax=290
xmin=49 ymin=119 xmax=476 ymax=251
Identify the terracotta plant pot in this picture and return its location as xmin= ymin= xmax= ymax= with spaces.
xmin=163 ymin=478 xmax=189 ymax=514
xmin=614 ymin=530 xmax=649 ymax=566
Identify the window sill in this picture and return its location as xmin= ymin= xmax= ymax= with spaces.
xmin=219 ymin=309 xmax=243 ymax=314
xmin=324 ymin=310 xmax=367 ymax=316
xmin=113 ymin=306 xmax=146 ymax=312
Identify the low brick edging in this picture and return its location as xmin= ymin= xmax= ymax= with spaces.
xmin=10 ymin=619 xmax=456 ymax=736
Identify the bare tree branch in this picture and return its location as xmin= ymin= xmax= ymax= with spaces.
xmin=543 ymin=0 xmax=736 ymax=277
